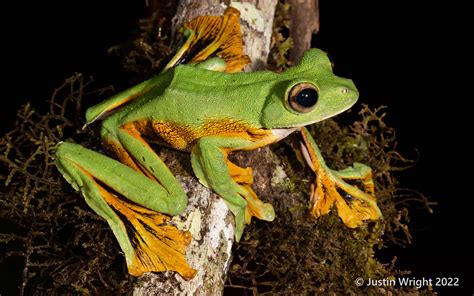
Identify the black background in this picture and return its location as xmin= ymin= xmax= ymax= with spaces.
xmin=1 ymin=1 xmax=471 ymax=294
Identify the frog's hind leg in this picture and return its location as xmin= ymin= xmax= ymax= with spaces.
xmin=85 ymin=76 xmax=162 ymax=126
xmin=164 ymin=7 xmax=250 ymax=73
xmin=299 ymin=127 xmax=382 ymax=227
xmin=55 ymin=141 xmax=196 ymax=279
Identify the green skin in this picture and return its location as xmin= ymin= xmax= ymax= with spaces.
xmin=55 ymin=49 xmax=363 ymax=267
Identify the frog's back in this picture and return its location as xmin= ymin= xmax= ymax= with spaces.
xmin=121 ymin=64 xmax=279 ymax=128
xmin=99 ymin=65 xmax=279 ymax=151
xmin=130 ymin=65 xmax=275 ymax=119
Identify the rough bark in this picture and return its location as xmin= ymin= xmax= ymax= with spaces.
xmin=133 ymin=1 xmax=277 ymax=295
xmin=288 ymin=0 xmax=319 ymax=62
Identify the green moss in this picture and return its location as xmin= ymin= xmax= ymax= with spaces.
xmin=225 ymin=108 xmax=433 ymax=294
xmin=107 ymin=4 xmax=176 ymax=82
xmin=267 ymin=1 xmax=293 ymax=71
xmin=0 ymin=75 xmax=133 ymax=295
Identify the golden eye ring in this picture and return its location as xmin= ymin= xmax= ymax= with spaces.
xmin=288 ymin=83 xmax=319 ymax=113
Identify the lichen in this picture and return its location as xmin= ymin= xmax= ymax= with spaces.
xmin=230 ymin=2 xmax=265 ymax=32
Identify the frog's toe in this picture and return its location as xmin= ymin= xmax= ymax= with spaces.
xmin=240 ymin=185 xmax=275 ymax=223
xmin=221 ymin=185 xmax=274 ymax=241
xmin=333 ymin=189 xmax=381 ymax=228
xmin=226 ymin=163 xmax=275 ymax=223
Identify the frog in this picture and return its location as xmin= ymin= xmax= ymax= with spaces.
xmin=54 ymin=8 xmax=381 ymax=280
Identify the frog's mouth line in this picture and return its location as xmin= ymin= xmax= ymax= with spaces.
xmin=281 ymin=99 xmax=357 ymax=129
xmin=312 ymin=100 xmax=357 ymax=124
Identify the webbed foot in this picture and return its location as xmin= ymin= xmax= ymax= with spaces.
xmin=55 ymin=142 xmax=196 ymax=279
xmin=300 ymin=128 xmax=382 ymax=227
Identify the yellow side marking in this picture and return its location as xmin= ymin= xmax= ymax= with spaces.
xmin=105 ymin=95 xmax=135 ymax=113
xmin=151 ymin=121 xmax=198 ymax=150
xmin=121 ymin=119 xmax=277 ymax=152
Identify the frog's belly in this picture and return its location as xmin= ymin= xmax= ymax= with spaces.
xmin=122 ymin=120 xmax=296 ymax=152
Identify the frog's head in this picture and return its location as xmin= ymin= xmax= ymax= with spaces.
xmin=261 ymin=48 xmax=359 ymax=128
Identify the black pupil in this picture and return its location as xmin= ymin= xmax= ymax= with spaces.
xmin=296 ymin=88 xmax=318 ymax=108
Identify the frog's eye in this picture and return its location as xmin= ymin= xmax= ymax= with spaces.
xmin=288 ymin=83 xmax=319 ymax=113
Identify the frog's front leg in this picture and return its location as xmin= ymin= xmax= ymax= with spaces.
xmin=299 ymin=127 xmax=382 ymax=227
xmin=190 ymin=135 xmax=275 ymax=241
xmin=54 ymin=122 xmax=197 ymax=279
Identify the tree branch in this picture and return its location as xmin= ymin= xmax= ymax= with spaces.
xmin=133 ymin=1 xmax=277 ymax=294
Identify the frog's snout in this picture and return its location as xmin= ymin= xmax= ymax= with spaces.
xmin=338 ymin=78 xmax=359 ymax=106
xmin=340 ymin=78 xmax=358 ymax=95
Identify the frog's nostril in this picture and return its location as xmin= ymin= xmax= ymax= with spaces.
xmin=341 ymin=87 xmax=349 ymax=94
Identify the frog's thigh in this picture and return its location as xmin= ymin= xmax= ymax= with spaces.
xmin=85 ymin=75 xmax=162 ymax=124
xmin=55 ymin=142 xmax=175 ymax=213
xmin=55 ymin=142 xmax=196 ymax=278
xmin=115 ymin=126 xmax=188 ymax=214
xmin=190 ymin=135 xmax=275 ymax=241
xmin=100 ymin=118 xmax=187 ymax=214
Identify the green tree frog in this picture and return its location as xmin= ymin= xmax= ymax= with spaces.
xmin=54 ymin=8 xmax=381 ymax=280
